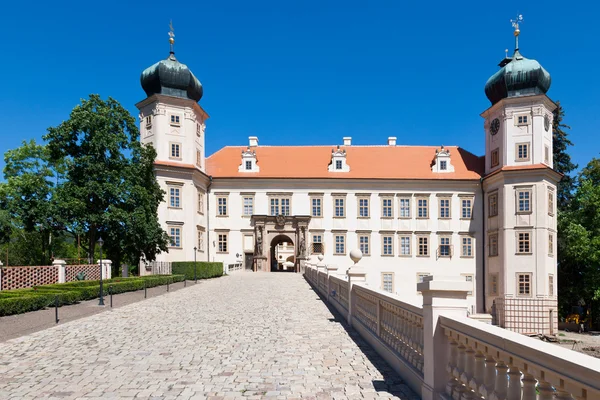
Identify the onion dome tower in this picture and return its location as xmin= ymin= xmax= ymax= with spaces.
xmin=484 ymin=15 xmax=551 ymax=105
xmin=140 ymin=22 xmax=203 ymax=102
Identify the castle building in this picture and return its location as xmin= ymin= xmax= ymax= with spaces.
xmin=136 ymin=21 xmax=560 ymax=334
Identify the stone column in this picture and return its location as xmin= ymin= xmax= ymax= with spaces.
xmin=346 ymin=249 xmax=366 ymax=326
xmin=418 ymin=276 xmax=470 ymax=400
xmin=98 ymin=259 xmax=112 ymax=280
xmin=53 ymin=259 xmax=67 ymax=283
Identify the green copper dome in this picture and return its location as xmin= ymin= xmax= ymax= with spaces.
xmin=141 ymin=52 xmax=203 ymax=102
xmin=484 ymin=49 xmax=551 ymax=105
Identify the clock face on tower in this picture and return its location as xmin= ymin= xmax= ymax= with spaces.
xmin=490 ymin=118 xmax=500 ymax=136
xmin=544 ymin=115 xmax=550 ymax=131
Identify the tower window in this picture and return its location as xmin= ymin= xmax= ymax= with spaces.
xmin=516 ymin=143 xmax=530 ymax=161
xmin=440 ymin=160 xmax=447 ymax=170
xmin=517 ymin=232 xmax=531 ymax=254
xmin=488 ymin=192 xmax=498 ymax=217
xmin=170 ymin=143 xmax=181 ymax=159
xmin=490 ymin=274 xmax=498 ymax=296
xmin=196 ymin=150 xmax=202 ymax=167
xmin=335 ymin=160 xmax=342 ymax=170
xmin=517 ymin=189 xmax=532 ymax=213
xmin=170 ymin=114 xmax=181 ymax=126
xmin=169 ymin=187 xmax=181 ymax=208
xmin=517 ymin=273 xmax=532 ymax=296
xmin=196 ymin=123 xmax=202 ymax=137
xmin=245 ymin=160 xmax=252 ymax=170
xmin=517 ymin=115 xmax=529 ymax=125
xmin=491 ymin=149 xmax=500 ymax=168
xmin=145 ymin=115 xmax=152 ymax=128
xmin=544 ymin=145 xmax=550 ymax=164
xmin=489 ymin=233 xmax=498 ymax=257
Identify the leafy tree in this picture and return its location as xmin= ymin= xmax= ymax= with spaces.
xmin=553 ymin=101 xmax=578 ymax=210
xmin=44 ymin=94 xmax=168 ymax=269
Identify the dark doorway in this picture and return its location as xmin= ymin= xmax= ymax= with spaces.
xmin=244 ymin=253 xmax=254 ymax=271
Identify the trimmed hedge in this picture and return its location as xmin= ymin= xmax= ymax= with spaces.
xmin=172 ymin=262 xmax=223 ymax=280
xmin=0 ymin=274 xmax=185 ymax=317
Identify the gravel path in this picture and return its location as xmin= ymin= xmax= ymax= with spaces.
xmin=0 ymin=273 xmax=418 ymax=399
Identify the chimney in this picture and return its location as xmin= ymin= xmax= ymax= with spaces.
xmin=388 ymin=137 xmax=397 ymax=146
xmin=249 ymin=136 xmax=259 ymax=147
xmin=343 ymin=137 xmax=352 ymax=146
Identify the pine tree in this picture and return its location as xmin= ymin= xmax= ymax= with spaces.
xmin=553 ymin=101 xmax=577 ymax=210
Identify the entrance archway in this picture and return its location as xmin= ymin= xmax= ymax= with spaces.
xmin=270 ymin=234 xmax=295 ymax=272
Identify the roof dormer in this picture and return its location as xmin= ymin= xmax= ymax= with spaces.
xmin=328 ymin=145 xmax=350 ymax=172
xmin=238 ymin=147 xmax=260 ymax=172
xmin=431 ymin=145 xmax=455 ymax=173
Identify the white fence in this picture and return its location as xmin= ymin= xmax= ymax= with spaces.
xmin=305 ymin=263 xmax=600 ymax=400
xmin=146 ymin=261 xmax=172 ymax=275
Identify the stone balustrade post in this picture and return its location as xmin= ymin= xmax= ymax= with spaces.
xmin=326 ymin=264 xmax=338 ymax=302
xmin=346 ymin=249 xmax=366 ymax=326
xmin=53 ymin=259 xmax=67 ymax=283
xmin=98 ymin=259 xmax=112 ymax=280
xmin=418 ymin=276 xmax=470 ymax=400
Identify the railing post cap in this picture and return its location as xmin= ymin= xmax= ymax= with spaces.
xmin=326 ymin=264 xmax=338 ymax=271
xmin=347 ymin=265 xmax=367 ymax=277
xmin=52 ymin=259 xmax=67 ymax=266
xmin=417 ymin=275 xmax=471 ymax=294
xmin=97 ymin=259 xmax=112 ymax=264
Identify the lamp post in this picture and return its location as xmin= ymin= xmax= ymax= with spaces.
xmin=98 ymin=237 xmax=105 ymax=306
xmin=193 ymin=246 xmax=197 ymax=283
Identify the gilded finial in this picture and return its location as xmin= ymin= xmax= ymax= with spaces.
xmin=168 ymin=20 xmax=175 ymax=53
xmin=505 ymin=48 xmax=509 ymax=58
xmin=510 ymin=14 xmax=523 ymax=50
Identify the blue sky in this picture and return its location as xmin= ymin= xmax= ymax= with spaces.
xmin=0 ymin=1 xmax=598 ymax=176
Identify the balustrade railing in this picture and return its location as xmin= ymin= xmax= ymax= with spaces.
xmin=303 ymin=264 xmax=600 ymax=400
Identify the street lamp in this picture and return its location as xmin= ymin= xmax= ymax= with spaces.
xmin=193 ymin=246 xmax=197 ymax=283
xmin=98 ymin=237 xmax=105 ymax=306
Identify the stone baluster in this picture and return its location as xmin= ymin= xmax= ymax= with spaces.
xmin=460 ymin=345 xmax=476 ymax=399
xmin=469 ymin=351 xmax=485 ymax=397
xmin=506 ymin=365 xmax=522 ymax=400
xmin=452 ymin=343 xmax=466 ymax=400
xmin=446 ymin=338 xmax=460 ymax=398
xmin=554 ymin=389 xmax=575 ymax=400
xmin=490 ymin=360 xmax=508 ymax=400
xmin=479 ymin=355 xmax=497 ymax=399
xmin=346 ymin=249 xmax=365 ymax=326
xmin=537 ymin=380 xmax=555 ymax=400
xmin=520 ymin=373 xmax=537 ymax=400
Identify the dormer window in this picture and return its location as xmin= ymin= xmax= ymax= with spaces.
xmin=239 ymin=147 xmax=259 ymax=172
xmin=170 ymin=115 xmax=181 ymax=126
xmin=328 ymin=146 xmax=350 ymax=172
xmin=432 ymin=146 xmax=455 ymax=173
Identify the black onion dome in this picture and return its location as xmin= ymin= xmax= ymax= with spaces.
xmin=141 ymin=53 xmax=203 ymax=102
xmin=484 ymin=49 xmax=551 ymax=105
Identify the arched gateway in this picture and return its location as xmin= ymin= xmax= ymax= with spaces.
xmin=251 ymin=215 xmax=310 ymax=272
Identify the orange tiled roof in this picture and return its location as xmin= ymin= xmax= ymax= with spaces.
xmin=206 ymin=145 xmax=484 ymax=180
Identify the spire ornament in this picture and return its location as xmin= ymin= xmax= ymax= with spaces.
xmin=168 ymin=20 xmax=175 ymax=53
xmin=510 ymin=14 xmax=523 ymax=50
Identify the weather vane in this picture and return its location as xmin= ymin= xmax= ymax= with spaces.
xmin=510 ymin=14 xmax=523 ymax=49
xmin=168 ymin=20 xmax=175 ymax=53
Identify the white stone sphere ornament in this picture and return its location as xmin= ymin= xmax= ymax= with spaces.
xmin=318 ymin=255 xmax=324 ymax=262
xmin=349 ymin=249 xmax=363 ymax=264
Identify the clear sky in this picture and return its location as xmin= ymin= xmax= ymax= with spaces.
xmin=0 ymin=1 xmax=598 ymax=177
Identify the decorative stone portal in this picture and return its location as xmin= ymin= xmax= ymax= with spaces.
xmin=251 ymin=215 xmax=310 ymax=272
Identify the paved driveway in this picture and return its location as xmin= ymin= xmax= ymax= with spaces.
xmin=0 ymin=273 xmax=418 ymax=399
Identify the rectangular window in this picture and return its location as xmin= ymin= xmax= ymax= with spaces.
xmin=518 ymin=273 xmax=532 ymax=296
xmin=145 ymin=115 xmax=152 ymax=128
xmin=549 ymin=275 xmax=554 ymax=296
xmin=169 ymin=187 xmax=181 ymax=208
xmin=517 ymin=190 xmax=532 ymax=213
xmin=281 ymin=198 xmax=290 ymax=215
xmin=489 ymin=233 xmax=498 ymax=257
xmin=196 ymin=150 xmax=202 ymax=167
xmin=334 ymin=235 xmax=345 ymax=255
xmin=197 ymin=191 xmax=204 ymax=214
xmin=517 ymin=232 xmax=531 ymax=254
xmin=418 ymin=236 xmax=429 ymax=256
xmin=439 ymin=197 xmax=451 ymax=219
xmin=170 ymin=143 xmax=181 ymax=159
xmin=382 ymin=273 xmax=394 ymax=293
xmin=382 ymin=197 xmax=393 ymax=218
xmin=491 ymin=149 xmax=500 ymax=168
xmin=334 ymin=198 xmax=345 ymax=217
xmin=245 ymin=160 xmax=252 ymax=170
xmin=196 ymin=123 xmax=201 ymax=137
xmin=517 ymin=115 xmax=529 ymax=125
xmin=217 ymin=197 xmax=228 ymax=216
xmin=311 ymin=197 xmax=322 ymax=217
xmin=490 ymin=274 xmax=498 ymax=296
xmin=489 ymin=193 xmax=498 ymax=217
xmin=170 ymin=114 xmax=181 ymax=126
xmin=461 ymin=237 xmax=473 ymax=257
xmin=461 ymin=198 xmax=473 ymax=219
xmin=548 ymin=233 xmax=554 ymax=256
xmin=548 ymin=190 xmax=554 ymax=216
xmin=312 ymin=234 xmax=323 ymax=254
xmin=417 ymin=197 xmax=429 ymax=219
xmin=335 ymin=160 xmax=342 ymax=170
xmin=243 ymin=197 xmax=254 ymax=216
xmin=544 ymin=145 xmax=550 ymax=164
xmin=359 ymin=235 xmax=370 ymax=255
xmin=197 ymin=228 xmax=204 ymax=251
xmin=382 ymin=235 xmax=393 ymax=256
xmin=358 ymin=198 xmax=370 ymax=218
xmin=399 ymin=235 xmax=411 ymax=256
xmin=440 ymin=160 xmax=447 ymax=170
xmin=399 ymin=198 xmax=411 ymax=218
xmin=438 ymin=236 xmax=451 ymax=257
xmin=169 ymin=227 xmax=181 ymax=248
xmin=218 ymin=233 xmax=228 ymax=253
xmin=270 ymin=197 xmax=291 ymax=216
xmin=516 ymin=143 xmax=530 ymax=161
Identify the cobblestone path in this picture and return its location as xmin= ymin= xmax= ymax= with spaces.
xmin=0 ymin=273 xmax=419 ymax=399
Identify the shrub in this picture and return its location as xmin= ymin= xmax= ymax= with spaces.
xmin=172 ymin=262 xmax=223 ymax=280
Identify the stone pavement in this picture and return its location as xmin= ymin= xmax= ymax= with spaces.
xmin=0 ymin=273 xmax=419 ymax=400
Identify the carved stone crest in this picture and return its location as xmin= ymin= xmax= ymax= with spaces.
xmin=275 ymin=215 xmax=286 ymax=226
